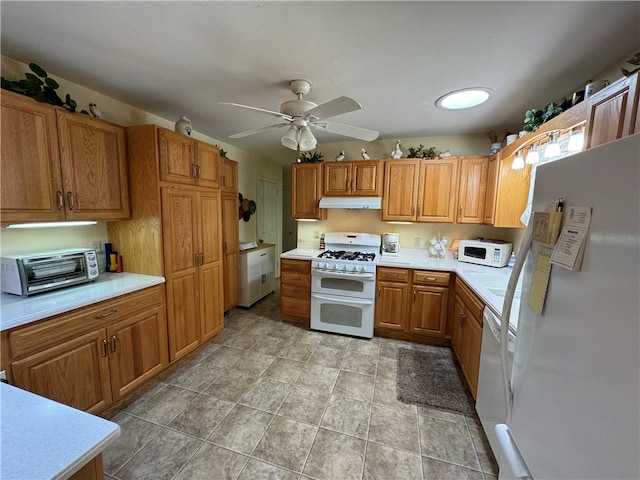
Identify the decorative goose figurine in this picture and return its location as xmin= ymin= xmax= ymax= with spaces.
xmin=361 ymin=148 xmax=370 ymax=160
xmin=335 ymin=150 xmax=345 ymax=162
xmin=391 ymin=140 xmax=402 ymax=159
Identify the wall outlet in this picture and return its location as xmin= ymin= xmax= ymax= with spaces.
xmin=92 ymin=241 xmax=103 ymax=253
xmin=413 ymin=237 xmax=421 ymax=247
xmin=313 ymin=230 xmax=320 ymax=239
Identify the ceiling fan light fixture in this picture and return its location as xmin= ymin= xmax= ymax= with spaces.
xmin=435 ymin=87 xmax=493 ymax=110
xmin=298 ymin=126 xmax=317 ymax=151
xmin=281 ymin=126 xmax=299 ymax=150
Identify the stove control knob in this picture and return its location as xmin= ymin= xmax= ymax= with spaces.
xmin=318 ymin=262 xmax=325 ymax=269
xmin=330 ymin=263 xmax=337 ymax=270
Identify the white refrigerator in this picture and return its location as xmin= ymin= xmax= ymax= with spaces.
xmin=493 ymin=133 xmax=640 ymax=479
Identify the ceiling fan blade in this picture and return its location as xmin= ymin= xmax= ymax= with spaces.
xmin=219 ymin=102 xmax=293 ymax=121
xmin=311 ymin=120 xmax=379 ymax=141
xmin=305 ymin=96 xmax=361 ymax=120
xmin=229 ymin=123 xmax=290 ymax=138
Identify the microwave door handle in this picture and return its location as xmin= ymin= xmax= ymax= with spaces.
xmin=311 ymin=293 xmax=374 ymax=306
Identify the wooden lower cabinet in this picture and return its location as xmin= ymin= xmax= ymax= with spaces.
xmin=375 ymin=267 xmax=450 ymax=341
xmin=451 ymin=278 xmax=484 ymax=399
xmin=280 ymin=259 xmax=311 ymax=323
xmin=9 ymin=286 xmax=168 ymax=414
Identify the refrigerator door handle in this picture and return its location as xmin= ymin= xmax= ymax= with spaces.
xmin=500 ymin=219 xmax=534 ymax=423
xmin=495 ymin=424 xmax=533 ymax=480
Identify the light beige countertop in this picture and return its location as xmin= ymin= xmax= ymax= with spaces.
xmin=1 ymin=272 xmax=165 ymax=331
xmin=1 ymin=382 xmax=120 ymax=479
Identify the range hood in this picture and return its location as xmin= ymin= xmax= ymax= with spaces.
xmin=319 ymin=197 xmax=382 ymax=209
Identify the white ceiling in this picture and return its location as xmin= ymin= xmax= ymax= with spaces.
xmin=2 ymin=2 xmax=639 ymax=164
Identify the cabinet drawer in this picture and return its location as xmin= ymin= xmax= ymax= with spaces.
xmin=281 ymin=284 xmax=310 ymax=299
xmin=455 ymin=278 xmax=484 ymax=320
xmin=281 ymin=259 xmax=310 ymax=274
xmin=10 ymin=286 xmax=164 ymax=360
xmin=281 ymin=297 xmax=310 ymax=317
xmin=377 ymin=267 xmax=410 ymax=283
xmin=413 ymin=271 xmax=450 ymax=286
xmin=280 ymin=272 xmax=311 ymax=288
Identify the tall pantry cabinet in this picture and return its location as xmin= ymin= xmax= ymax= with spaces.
xmin=221 ymin=157 xmax=240 ymax=312
xmin=107 ymin=125 xmax=224 ymax=363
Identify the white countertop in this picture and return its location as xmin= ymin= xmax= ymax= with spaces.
xmin=280 ymin=247 xmax=521 ymax=329
xmin=1 ymin=382 xmax=120 ymax=480
xmin=1 ymin=273 xmax=165 ymax=331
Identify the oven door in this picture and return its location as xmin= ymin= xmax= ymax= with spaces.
xmin=311 ymin=270 xmax=375 ymax=298
xmin=310 ymin=293 xmax=374 ymax=338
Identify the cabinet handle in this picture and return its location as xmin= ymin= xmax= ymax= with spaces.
xmin=191 ymin=163 xmax=197 ymax=180
xmin=378 ymin=287 xmax=381 ymax=297
xmin=199 ymin=252 xmax=204 ymax=264
xmin=261 ymin=273 xmax=266 ymax=283
xmin=460 ymin=313 xmax=466 ymax=327
xmin=459 ymin=205 xmax=463 ymax=216
xmin=195 ymin=253 xmax=200 ymax=266
xmin=101 ymin=339 xmax=108 ymax=357
xmin=195 ymin=164 xmax=201 ymax=179
xmin=223 ymin=242 xmax=228 ymax=253
xmin=67 ymin=191 xmax=75 ymax=210
xmin=411 ymin=204 xmax=416 ymax=216
xmin=221 ymin=175 xmax=226 ymax=186
xmin=95 ymin=309 xmax=117 ymax=319
xmin=413 ymin=290 xmax=416 ymax=302
xmin=417 ymin=205 xmax=421 ymax=217
xmin=56 ymin=191 xmax=64 ymax=210
xmin=427 ymin=277 xmax=437 ymax=281
xmin=110 ymin=335 xmax=117 ymax=353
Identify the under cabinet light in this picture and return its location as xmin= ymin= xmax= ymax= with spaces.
xmin=5 ymin=221 xmax=98 ymax=229
xmin=512 ymin=150 xmax=525 ymax=170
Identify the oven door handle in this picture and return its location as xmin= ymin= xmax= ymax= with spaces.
xmin=312 ymin=271 xmax=375 ymax=280
xmin=311 ymin=293 xmax=374 ymax=306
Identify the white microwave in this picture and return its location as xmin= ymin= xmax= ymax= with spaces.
xmin=458 ymin=239 xmax=512 ymax=268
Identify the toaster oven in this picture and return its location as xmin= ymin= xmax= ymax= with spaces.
xmin=1 ymin=249 xmax=100 ymax=296
xmin=458 ymin=239 xmax=512 ymax=268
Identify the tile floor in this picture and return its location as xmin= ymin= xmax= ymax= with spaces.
xmin=101 ymin=289 xmax=498 ymax=480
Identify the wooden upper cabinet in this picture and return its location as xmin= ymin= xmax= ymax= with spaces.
xmin=56 ymin=110 xmax=130 ymax=220
xmin=158 ymin=127 xmax=221 ymax=188
xmin=1 ymin=90 xmax=65 ymax=223
xmin=584 ymin=72 xmax=639 ymax=149
xmin=417 ymin=157 xmax=459 ymax=223
xmin=220 ymin=157 xmax=238 ymax=191
xmin=382 ymin=160 xmax=420 ymax=221
xmin=456 ymin=156 xmax=488 ymax=224
xmin=158 ymin=128 xmax=197 ymax=185
xmin=323 ymin=160 xmax=382 ymax=196
xmin=196 ymin=141 xmax=220 ymax=189
xmin=483 ymin=154 xmax=499 ymax=225
xmin=291 ymin=163 xmax=326 ymax=220
xmin=1 ymin=90 xmax=129 ymax=223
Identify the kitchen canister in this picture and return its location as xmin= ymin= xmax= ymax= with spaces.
xmin=175 ymin=115 xmax=193 ymax=136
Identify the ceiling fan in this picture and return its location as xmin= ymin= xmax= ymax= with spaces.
xmin=220 ymin=79 xmax=379 ymax=151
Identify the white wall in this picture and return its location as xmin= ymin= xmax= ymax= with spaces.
xmin=1 ymin=56 xmax=284 ymax=272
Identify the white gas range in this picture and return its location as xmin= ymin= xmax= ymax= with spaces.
xmin=310 ymin=232 xmax=381 ymax=338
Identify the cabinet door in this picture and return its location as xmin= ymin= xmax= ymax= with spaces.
xmin=199 ymin=190 xmax=224 ymax=340
xmin=352 ymin=160 xmax=383 ymax=196
xmin=261 ymin=248 xmax=275 ymax=294
xmin=107 ymin=305 xmax=167 ymax=400
xmin=483 ymin=155 xmax=499 ymax=224
xmin=161 ymin=188 xmax=200 ymax=361
xmin=223 ymin=251 xmax=240 ymax=311
xmin=56 ymin=111 xmax=130 ymax=220
xmin=382 ymin=160 xmax=420 ymax=221
xmin=451 ymin=295 xmax=465 ymax=360
xmin=585 ymin=73 xmax=638 ymax=149
xmin=12 ymin=329 xmax=112 ymax=414
xmin=461 ymin=313 xmax=482 ymax=399
xmin=291 ymin=163 xmax=326 ymax=220
xmin=457 ymin=156 xmax=488 ymax=224
xmin=222 ymin=191 xmax=240 ymax=310
xmin=375 ymin=281 xmax=409 ymax=330
xmin=323 ymin=162 xmax=351 ymax=195
xmin=220 ymin=157 xmax=238 ymax=191
xmin=197 ymin=141 xmax=220 ymax=189
xmin=416 ymin=158 xmax=459 ymax=223
xmin=158 ymin=128 xmax=196 ymax=185
xmin=410 ymin=285 xmax=449 ymax=336
xmin=1 ymin=91 xmax=65 ymax=223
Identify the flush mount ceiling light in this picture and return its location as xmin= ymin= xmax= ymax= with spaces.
xmin=435 ymin=87 xmax=493 ymax=110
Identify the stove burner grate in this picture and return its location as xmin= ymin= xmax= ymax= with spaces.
xmin=318 ymin=250 xmax=376 ymax=262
